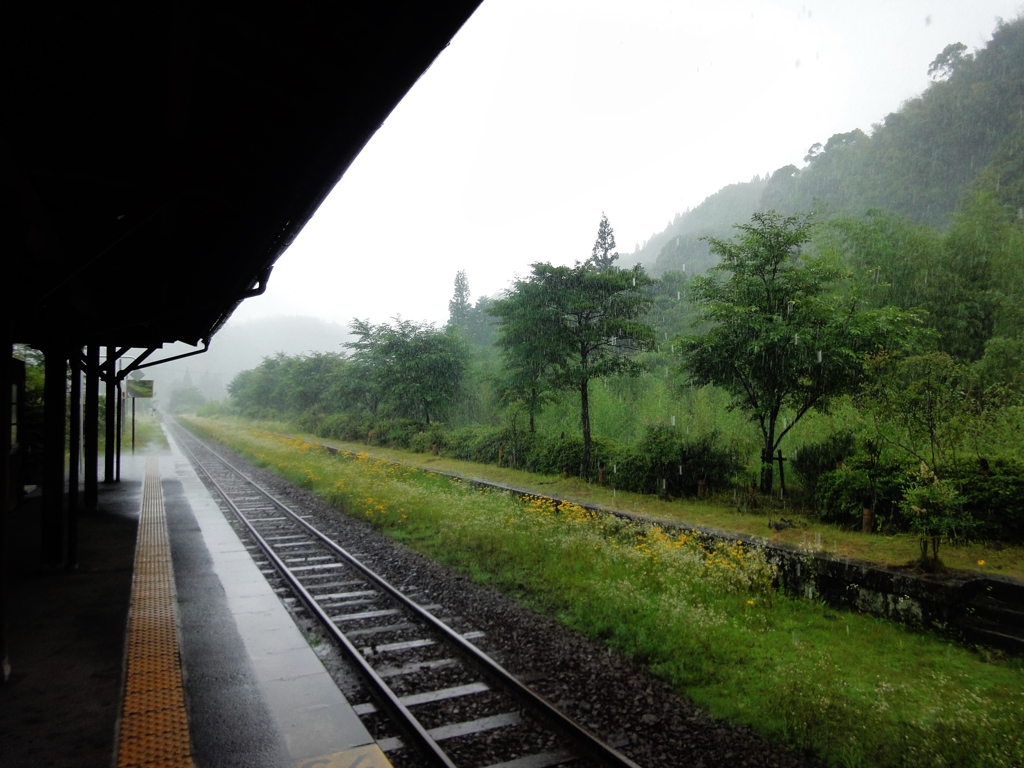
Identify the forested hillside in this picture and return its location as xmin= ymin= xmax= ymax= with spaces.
xmin=627 ymin=17 xmax=1024 ymax=278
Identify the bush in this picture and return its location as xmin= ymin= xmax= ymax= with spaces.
xmin=372 ymin=419 xmax=427 ymax=449
xmin=295 ymin=411 xmax=325 ymax=434
xmin=902 ymin=465 xmax=977 ymax=562
xmin=196 ymin=400 xmax=231 ymax=417
xmin=604 ymin=425 xmax=740 ymax=497
xmin=791 ymin=431 xmax=856 ymax=498
xmin=317 ymin=412 xmax=371 ymax=442
xmin=408 ymin=424 xmax=450 ymax=455
xmin=814 ymin=457 xmax=908 ymax=530
xmin=950 ymin=458 xmax=1024 ymax=543
xmin=815 ymin=466 xmax=875 ymax=526
xmin=522 ymin=432 xmax=587 ymax=476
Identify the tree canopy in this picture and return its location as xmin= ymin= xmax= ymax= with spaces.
xmin=679 ymin=211 xmax=920 ymax=493
xmin=448 ymin=270 xmax=472 ymax=329
xmin=346 ymin=318 xmax=469 ymax=424
xmin=588 ymin=213 xmax=619 ymax=272
xmin=491 ymin=261 xmax=655 ymax=477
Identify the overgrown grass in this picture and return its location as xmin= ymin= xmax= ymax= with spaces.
xmin=130 ymin=415 xmax=169 ymax=451
xmin=195 ymin=415 xmax=1024 ymax=581
xmin=98 ymin=413 xmax=169 ymax=452
xmin=184 ymin=416 xmax=1024 ymax=768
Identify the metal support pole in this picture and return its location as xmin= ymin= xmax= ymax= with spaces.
xmin=83 ymin=345 xmax=98 ymax=511
xmin=104 ymin=346 xmax=116 ymax=483
xmin=132 ymin=397 xmax=136 ymax=455
xmin=67 ymin=352 xmax=81 ymax=569
xmin=116 ymin=383 xmax=122 ymax=482
xmin=41 ymin=347 xmax=67 ymax=566
xmin=1 ymin=333 xmax=11 ymax=682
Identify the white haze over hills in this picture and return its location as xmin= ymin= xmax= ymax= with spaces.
xmin=147 ymin=317 xmax=351 ymax=403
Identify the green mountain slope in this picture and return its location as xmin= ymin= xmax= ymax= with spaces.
xmin=628 ymin=16 xmax=1024 ymax=277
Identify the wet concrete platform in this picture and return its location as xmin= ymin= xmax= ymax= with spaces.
xmin=0 ymin=435 xmax=386 ymax=767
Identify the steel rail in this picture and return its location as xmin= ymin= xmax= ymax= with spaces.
xmin=176 ymin=433 xmax=458 ymax=768
xmin=179 ymin=427 xmax=642 ymax=768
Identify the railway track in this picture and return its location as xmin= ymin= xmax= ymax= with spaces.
xmin=172 ymin=425 xmax=642 ymax=768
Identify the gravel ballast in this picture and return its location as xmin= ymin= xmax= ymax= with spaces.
xmin=192 ymin=436 xmax=819 ymax=768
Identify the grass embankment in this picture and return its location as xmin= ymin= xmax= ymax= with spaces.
xmin=96 ymin=413 xmax=169 ymax=455
xmin=184 ymin=416 xmax=1024 ymax=768
xmin=193 ymin=417 xmax=1023 ymax=581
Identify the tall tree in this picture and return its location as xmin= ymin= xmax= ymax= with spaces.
xmin=589 ymin=213 xmax=619 ymax=271
xmin=448 ymin=270 xmax=472 ymax=329
xmin=347 ymin=318 xmax=469 ymax=424
xmin=679 ymin=211 xmax=920 ymax=493
xmin=928 ymin=42 xmax=972 ymax=81
xmin=493 ymin=263 xmax=655 ymax=477
xmin=488 ymin=278 xmax=563 ymax=433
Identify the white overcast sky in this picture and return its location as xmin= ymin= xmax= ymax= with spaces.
xmin=231 ymin=0 xmax=1023 ymax=331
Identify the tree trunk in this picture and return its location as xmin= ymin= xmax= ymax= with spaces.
xmin=580 ymin=377 xmax=591 ymax=479
xmin=529 ymin=386 xmax=536 ymax=433
xmin=760 ymin=441 xmax=774 ymax=494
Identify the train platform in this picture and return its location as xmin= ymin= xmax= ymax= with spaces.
xmin=0 ymin=437 xmax=390 ymax=768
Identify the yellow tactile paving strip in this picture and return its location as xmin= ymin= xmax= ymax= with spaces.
xmin=116 ymin=457 xmax=193 ymax=768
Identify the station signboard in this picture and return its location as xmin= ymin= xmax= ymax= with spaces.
xmin=126 ymin=380 xmax=154 ymax=399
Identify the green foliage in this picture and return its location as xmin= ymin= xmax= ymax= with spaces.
xmin=680 ymin=211 xmax=920 ymax=493
xmin=167 ymin=385 xmax=207 ymax=414
xmin=949 ymin=459 xmax=1024 ymax=543
xmin=814 ymin=466 xmax=875 ymax=526
xmin=522 ymin=432 xmax=590 ymax=476
xmin=814 ymin=459 xmax=907 ymax=531
xmin=588 ymin=212 xmax=619 ymax=271
xmin=443 ymin=426 xmax=509 ymax=464
xmin=448 ymin=269 xmax=472 ymax=329
xmin=859 ymin=351 xmax=1009 ymax=477
xmin=228 ymin=352 xmax=352 ymax=419
xmin=316 ymin=411 xmax=372 ymax=443
xmin=902 ymin=463 xmax=975 ymax=562
xmin=604 ymin=425 xmax=740 ymax=498
xmin=974 ymin=336 xmax=1024 ymax=390
xmin=491 ymin=258 xmax=656 ymax=477
xmin=928 ymin=42 xmax=972 ymax=81
xmin=823 ymin=191 xmax=1024 ymax=365
xmin=347 ymin=317 xmax=470 ymax=424
xmin=790 ymin=430 xmax=855 ymax=501
xmin=821 ymin=209 xmax=940 ymax=314
xmin=488 ymin=275 xmax=564 ymax=433
xmin=462 ymin=295 xmax=498 ymax=348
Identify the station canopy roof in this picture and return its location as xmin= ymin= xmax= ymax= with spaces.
xmin=2 ymin=2 xmax=482 ymax=352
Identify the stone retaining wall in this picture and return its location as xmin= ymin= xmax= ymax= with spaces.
xmin=320 ymin=441 xmax=1024 ymax=648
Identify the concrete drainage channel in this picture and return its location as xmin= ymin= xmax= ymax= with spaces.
xmin=316 ymin=441 xmax=1024 ymax=655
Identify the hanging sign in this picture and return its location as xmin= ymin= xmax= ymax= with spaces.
xmin=126 ymin=380 xmax=154 ymax=398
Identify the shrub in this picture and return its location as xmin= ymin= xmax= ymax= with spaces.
xmin=815 ymin=466 xmax=875 ymax=527
xmin=295 ymin=411 xmax=325 ymax=434
xmin=372 ymin=419 xmax=426 ymax=448
xmin=814 ymin=458 xmax=907 ymax=530
xmin=407 ymin=423 xmax=450 ymax=455
xmin=791 ymin=431 xmax=856 ymax=498
xmin=950 ymin=458 xmax=1024 ymax=543
xmin=317 ymin=412 xmax=371 ymax=442
xmin=902 ymin=464 xmax=975 ymax=561
xmin=605 ymin=425 xmax=740 ymax=497
xmin=523 ymin=432 xmax=587 ymax=476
